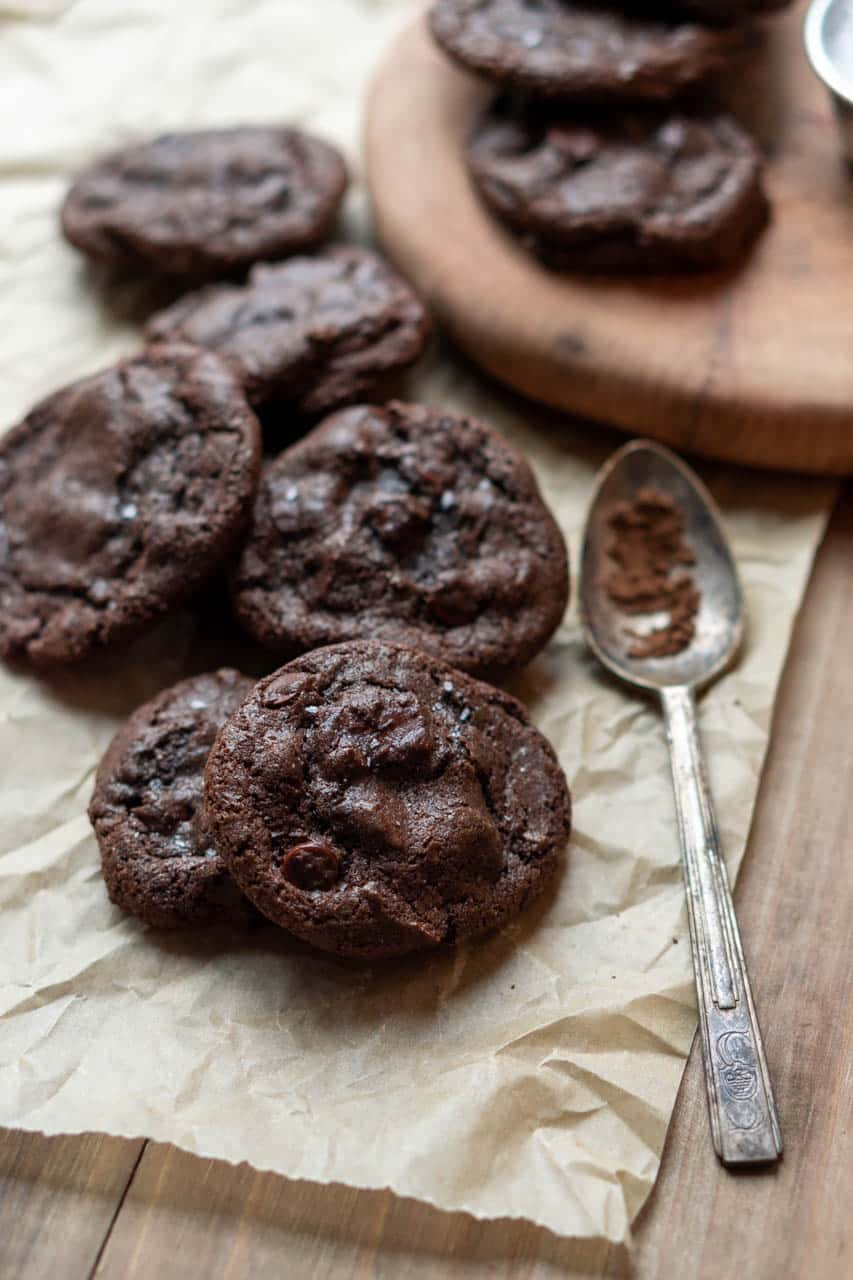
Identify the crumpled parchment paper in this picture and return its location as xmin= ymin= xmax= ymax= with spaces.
xmin=0 ymin=0 xmax=837 ymax=1248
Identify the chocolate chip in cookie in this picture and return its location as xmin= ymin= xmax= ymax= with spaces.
xmin=62 ymin=126 xmax=348 ymax=279
xmin=231 ymin=401 xmax=569 ymax=681
xmin=204 ymin=641 xmax=571 ymax=959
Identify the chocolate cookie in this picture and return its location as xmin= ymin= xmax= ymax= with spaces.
xmin=204 ymin=641 xmax=571 ymax=959
xmin=429 ymin=0 xmax=743 ymax=103
xmin=678 ymin=0 xmax=791 ymax=20
xmin=467 ymin=103 xmax=769 ymax=271
xmin=144 ymin=247 xmax=431 ymax=409
xmin=0 ymin=345 xmax=261 ymax=667
xmin=61 ymin=126 xmax=348 ymax=279
xmin=231 ymin=402 xmax=569 ymax=680
xmin=90 ymin=670 xmax=257 ymax=929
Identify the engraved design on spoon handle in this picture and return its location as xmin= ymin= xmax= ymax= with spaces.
xmin=661 ymin=684 xmax=782 ymax=1166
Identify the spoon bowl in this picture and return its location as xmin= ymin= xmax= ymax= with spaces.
xmin=579 ymin=440 xmax=743 ymax=692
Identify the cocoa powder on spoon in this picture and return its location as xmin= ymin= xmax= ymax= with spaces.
xmin=602 ymin=487 xmax=700 ymax=659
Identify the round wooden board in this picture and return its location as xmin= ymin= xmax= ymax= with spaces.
xmin=364 ymin=3 xmax=853 ymax=475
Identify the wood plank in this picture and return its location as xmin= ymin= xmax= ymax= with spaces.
xmin=364 ymin=4 xmax=853 ymax=475
xmin=90 ymin=491 xmax=852 ymax=1279
xmin=0 ymin=1131 xmax=144 ymax=1280
xmin=93 ymin=1144 xmax=625 ymax=1280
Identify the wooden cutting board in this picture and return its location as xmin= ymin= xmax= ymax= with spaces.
xmin=364 ymin=2 xmax=853 ymax=475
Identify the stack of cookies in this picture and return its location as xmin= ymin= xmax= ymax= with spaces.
xmin=0 ymin=123 xmax=573 ymax=959
xmin=90 ymin=641 xmax=572 ymax=959
xmin=428 ymin=0 xmax=793 ymax=271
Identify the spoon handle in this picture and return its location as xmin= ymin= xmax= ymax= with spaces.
xmin=661 ymin=684 xmax=782 ymax=1166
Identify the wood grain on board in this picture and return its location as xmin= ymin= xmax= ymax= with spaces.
xmin=364 ymin=3 xmax=853 ymax=475
xmin=2 ymin=491 xmax=849 ymax=1280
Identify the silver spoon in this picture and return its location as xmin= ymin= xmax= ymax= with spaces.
xmin=579 ymin=440 xmax=782 ymax=1166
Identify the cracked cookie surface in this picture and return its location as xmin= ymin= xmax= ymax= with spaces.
xmin=0 ymin=344 xmax=261 ymax=666
xmin=231 ymin=401 xmax=569 ymax=680
xmin=204 ymin=640 xmax=571 ymax=959
xmin=90 ymin=669 xmax=257 ymax=929
xmin=61 ymin=126 xmax=348 ymax=279
xmin=145 ymin=246 xmax=431 ymax=409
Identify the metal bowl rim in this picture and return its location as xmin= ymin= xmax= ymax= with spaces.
xmin=805 ymin=0 xmax=853 ymax=107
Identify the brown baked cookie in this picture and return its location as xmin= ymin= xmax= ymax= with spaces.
xmin=428 ymin=0 xmax=743 ymax=103
xmin=231 ymin=401 xmax=569 ymax=681
xmin=677 ymin=0 xmax=791 ymax=21
xmin=90 ymin=670 xmax=257 ymax=929
xmin=144 ymin=247 xmax=431 ymax=409
xmin=0 ymin=345 xmax=261 ymax=667
xmin=204 ymin=641 xmax=571 ymax=959
xmin=61 ymin=126 xmax=348 ymax=279
xmin=467 ymin=102 xmax=769 ymax=271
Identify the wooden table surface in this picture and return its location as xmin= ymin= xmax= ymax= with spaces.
xmin=2 ymin=487 xmax=850 ymax=1280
